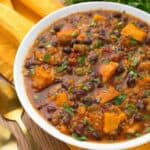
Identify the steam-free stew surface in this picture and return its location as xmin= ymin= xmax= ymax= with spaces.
xmin=24 ymin=10 xmax=150 ymax=142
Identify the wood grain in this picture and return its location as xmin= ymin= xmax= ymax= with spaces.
xmin=0 ymin=113 xmax=70 ymax=150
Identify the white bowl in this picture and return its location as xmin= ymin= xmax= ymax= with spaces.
xmin=14 ymin=2 xmax=150 ymax=150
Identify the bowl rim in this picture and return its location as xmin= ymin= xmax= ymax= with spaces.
xmin=14 ymin=2 xmax=150 ymax=150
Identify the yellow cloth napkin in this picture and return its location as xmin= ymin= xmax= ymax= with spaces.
xmin=0 ymin=0 xmax=149 ymax=149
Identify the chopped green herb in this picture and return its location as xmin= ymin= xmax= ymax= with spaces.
xmin=102 ymin=59 xmax=110 ymax=64
xmin=49 ymin=29 xmax=55 ymax=34
xmin=126 ymin=134 xmax=132 ymax=139
xmin=117 ymin=21 xmax=123 ymax=27
xmin=71 ymin=31 xmax=78 ymax=38
xmin=145 ymin=127 xmax=150 ymax=133
xmin=87 ymin=125 xmax=94 ymax=132
xmin=63 ymin=104 xmax=74 ymax=116
xmin=33 ymin=95 xmax=39 ymax=100
xmin=82 ymin=85 xmax=89 ymax=91
xmin=83 ymin=118 xmax=89 ymax=125
xmin=144 ymin=90 xmax=150 ymax=97
xmin=68 ymin=87 xmax=73 ymax=93
xmin=57 ymin=61 xmax=68 ymax=72
xmin=135 ymin=132 xmax=141 ymax=137
xmin=93 ymin=39 xmax=102 ymax=48
xmin=44 ymin=42 xmax=51 ymax=48
xmin=90 ymin=21 xmax=96 ymax=27
xmin=113 ymin=94 xmax=126 ymax=105
xmin=115 ymin=76 xmax=122 ymax=82
xmin=129 ymin=70 xmax=138 ymax=78
xmin=72 ymin=133 xmax=87 ymax=141
xmin=75 ymin=67 xmax=85 ymax=76
xmin=125 ymin=103 xmax=137 ymax=116
xmin=43 ymin=53 xmax=51 ymax=63
xmin=130 ymin=38 xmax=138 ymax=46
xmin=29 ymin=68 xmax=35 ymax=76
xmin=143 ymin=114 xmax=150 ymax=120
xmin=77 ymin=55 xmax=86 ymax=66
xmin=91 ymin=78 xmax=100 ymax=84
xmin=131 ymin=58 xmax=139 ymax=67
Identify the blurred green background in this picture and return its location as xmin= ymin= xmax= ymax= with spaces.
xmin=65 ymin=0 xmax=150 ymax=13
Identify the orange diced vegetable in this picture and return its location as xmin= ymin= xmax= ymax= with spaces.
xmin=125 ymin=123 xmax=141 ymax=134
xmin=121 ymin=23 xmax=146 ymax=42
xmin=93 ymin=14 xmax=106 ymax=22
xmin=57 ymin=30 xmax=74 ymax=44
xmin=77 ymin=33 xmax=86 ymax=41
xmin=55 ymin=92 xmax=68 ymax=107
xmin=96 ymin=86 xmax=119 ymax=104
xmin=138 ymin=77 xmax=150 ymax=87
xmin=103 ymin=112 xmax=126 ymax=133
xmin=99 ymin=61 xmax=119 ymax=82
xmin=32 ymin=66 xmax=54 ymax=90
xmin=138 ymin=61 xmax=150 ymax=70
xmin=34 ymin=50 xmax=44 ymax=61
xmin=59 ymin=125 xmax=69 ymax=134
xmin=77 ymin=106 xmax=86 ymax=115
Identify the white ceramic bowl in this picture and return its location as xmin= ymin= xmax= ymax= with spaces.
xmin=14 ymin=2 xmax=150 ymax=150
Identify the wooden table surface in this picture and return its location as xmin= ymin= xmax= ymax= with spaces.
xmin=0 ymin=113 xmax=70 ymax=150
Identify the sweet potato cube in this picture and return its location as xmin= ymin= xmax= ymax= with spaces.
xmin=121 ymin=23 xmax=146 ymax=42
xmin=77 ymin=106 xmax=86 ymax=115
xmin=57 ymin=30 xmax=73 ymax=44
xmin=32 ymin=66 xmax=54 ymax=90
xmin=125 ymin=123 xmax=141 ymax=134
xmin=103 ymin=112 xmax=126 ymax=134
xmin=96 ymin=86 xmax=119 ymax=104
xmin=139 ymin=61 xmax=150 ymax=70
xmin=99 ymin=61 xmax=119 ymax=82
xmin=93 ymin=14 xmax=106 ymax=22
xmin=55 ymin=92 xmax=68 ymax=107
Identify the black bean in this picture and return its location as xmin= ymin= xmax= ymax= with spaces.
xmin=71 ymin=103 xmax=79 ymax=109
xmin=145 ymin=37 xmax=150 ymax=45
xmin=127 ymin=76 xmax=136 ymax=88
xmin=116 ymin=64 xmax=125 ymax=74
xmin=91 ymin=131 xmax=102 ymax=140
xmin=83 ymin=38 xmax=92 ymax=45
xmin=99 ymin=29 xmax=106 ymax=36
xmin=71 ymin=39 xmax=79 ymax=47
xmin=88 ymin=54 xmax=98 ymax=64
xmin=82 ymin=97 xmax=93 ymax=106
xmin=47 ymin=105 xmax=56 ymax=113
xmin=74 ymin=124 xmax=85 ymax=135
xmin=137 ymin=22 xmax=145 ymax=28
xmin=134 ymin=113 xmax=143 ymax=121
xmin=51 ymin=41 xmax=57 ymax=46
xmin=136 ymin=100 xmax=145 ymax=110
xmin=97 ymin=82 xmax=104 ymax=88
xmin=53 ymin=25 xmax=61 ymax=32
xmin=25 ymin=59 xmax=41 ymax=69
xmin=99 ymin=29 xmax=107 ymax=40
xmin=114 ymin=30 xmax=120 ymax=36
xmin=73 ymin=89 xmax=86 ymax=98
xmin=69 ymin=94 xmax=76 ymax=101
xmin=86 ymin=82 xmax=95 ymax=91
xmin=113 ymin=12 xmax=122 ymax=18
xmin=66 ymin=67 xmax=73 ymax=74
xmin=61 ymin=81 xmax=69 ymax=90
xmin=63 ymin=47 xmax=72 ymax=54
xmin=90 ymin=72 xmax=99 ymax=78
xmin=62 ymin=112 xmax=71 ymax=125
xmin=54 ymin=78 xmax=62 ymax=83
xmin=25 ymin=61 xmax=33 ymax=69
